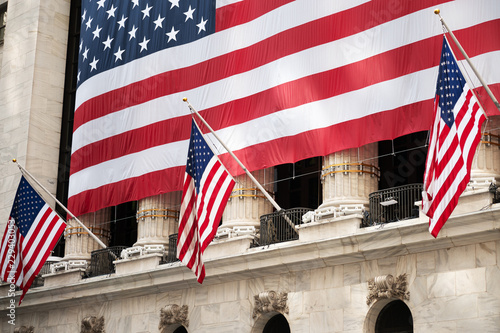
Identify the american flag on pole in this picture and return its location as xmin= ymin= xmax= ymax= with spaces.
xmin=177 ymin=119 xmax=235 ymax=283
xmin=0 ymin=176 xmax=67 ymax=304
xmin=69 ymin=0 xmax=500 ymax=216
xmin=422 ymin=37 xmax=486 ymax=237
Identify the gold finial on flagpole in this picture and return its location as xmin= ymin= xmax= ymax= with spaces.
xmin=434 ymin=8 xmax=440 ymax=15
xmin=183 ymin=97 xmax=188 ymax=102
xmin=12 ymin=158 xmax=17 ymax=163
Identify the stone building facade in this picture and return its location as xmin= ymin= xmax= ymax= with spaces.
xmin=1 ymin=1 xmax=500 ymax=332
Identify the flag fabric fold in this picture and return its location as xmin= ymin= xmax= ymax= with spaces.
xmin=422 ymin=36 xmax=486 ymax=238
xmin=0 ymin=176 xmax=67 ymax=304
xmin=177 ymin=119 xmax=235 ymax=283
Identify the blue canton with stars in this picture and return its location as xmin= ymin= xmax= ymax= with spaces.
xmin=9 ymin=177 xmax=46 ymax=238
xmin=186 ymin=120 xmax=215 ymax=193
xmin=435 ymin=38 xmax=467 ymax=128
xmin=78 ymin=0 xmax=216 ymax=86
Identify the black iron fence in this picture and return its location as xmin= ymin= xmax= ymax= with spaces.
xmin=364 ymin=184 xmax=423 ymax=226
xmin=259 ymin=208 xmax=312 ymax=246
xmin=164 ymin=233 xmax=179 ymax=263
xmin=88 ymin=246 xmax=126 ymax=278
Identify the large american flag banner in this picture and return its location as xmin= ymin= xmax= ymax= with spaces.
xmin=177 ymin=119 xmax=235 ymax=283
xmin=69 ymin=0 xmax=500 ymax=216
xmin=422 ymin=37 xmax=486 ymax=237
xmin=0 ymin=176 xmax=67 ymax=304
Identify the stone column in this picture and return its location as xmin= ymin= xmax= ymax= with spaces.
xmin=63 ymin=208 xmax=111 ymax=262
xmin=222 ymin=168 xmax=274 ymax=233
xmin=470 ymin=116 xmax=500 ymax=188
xmin=135 ymin=192 xmax=181 ymax=247
xmin=320 ymin=143 xmax=379 ymax=209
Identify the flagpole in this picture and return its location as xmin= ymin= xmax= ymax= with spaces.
xmin=434 ymin=9 xmax=500 ymax=113
xmin=183 ymin=98 xmax=298 ymax=231
xmin=12 ymin=159 xmax=108 ymax=250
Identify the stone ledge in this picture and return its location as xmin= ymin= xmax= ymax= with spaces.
xmin=114 ymin=253 xmax=163 ymax=275
xmin=42 ymin=268 xmax=85 ymax=287
xmin=297 ymin=214 xmax=360 ymax=241
xmin=205 ymin=235 xmax=254 ymax=260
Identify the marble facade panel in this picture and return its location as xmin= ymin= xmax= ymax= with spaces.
xmin=342 ymin=306 xmax=366 ymax=332
xmin=220 ymin=301 xmax=241 ymax=323
xmin=455 ymin=316 xmax=500 ymax=333
xmin=414 ymin=294 xmax=478 ymax=324
xmin=309 ymin=309 xmax=343 ymax=333
xmin=413 ymin=321 xmax=457 ymax=333
xmin=343 ymin=263 xmax=361 ymax=285
xmin=288 ymin=315 xmax=310 ymax=333
xmin=303 ymin=289 xmax=327 ymax=313
xmin=200 ymin=303 xmax=221 ymax=325
xmin=478 ymin=294 xmax=500 ymax=318
xmin=325 ymin=286 xmax=351 ymax=311
xmin=476 ymin=241 xmax=497 ymax=267
xmin=287 ymin=291 xmax=303 ymax=317
xmin=427 ymin=271 xmax=456 ymax=298
xmin=278 ymin=270 xmax=295 ymax=291
xmin=485 ymin=265 xmax=500 ymax=297
xmin=416 ymin=251 xmax=436 ymax=275
xmin=435 ymin=244 xmax=476 ymax=273
xmin=129 ymin=313 xmax=150 ymax=333
xmin=409 ymin=275 xmax=428 ymax=308
xmin=376 ymin=256 xmax=398 ymax=276
xmin=455 ymin=267 xmax=486 ymax=295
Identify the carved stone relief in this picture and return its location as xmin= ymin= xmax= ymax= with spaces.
xmin=252 ymin=290 xmax=289 ymax=319
xmin=366 ymin=273 xmax=410 ymax=305
xmin=14 ymin=326 xmax=34 ymax=333
xmin=159 ymin=304 xmax=189 ymax=332
xmin=81 ymin=315 xmax=105 ymax=333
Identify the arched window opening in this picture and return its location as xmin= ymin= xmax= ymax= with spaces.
xmin=263 ymin=313 xmax=290 ymax=333
xmin=173 ymin=326 xmax=188 ymax=333
xmin=375 ymin=300 xmax=413 ymax=333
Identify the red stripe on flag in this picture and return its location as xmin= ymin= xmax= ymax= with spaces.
xmin=68 ymin=99 xmax=433 ymax=216
xmin=68 ymin=166 xmax=185 ymax=217
xmin=216 ymin=0 xmax=294 ymax=31
xmin=69 ymin=21 xmax=500 ymax=176
xmin=73 ymin=0 xmax=458 ymax=131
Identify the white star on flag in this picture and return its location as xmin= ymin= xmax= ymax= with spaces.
xmin=166 ymin=26 xmax=179 ymax=42
xmin=184 ymin=5 xmax=195 ymax=22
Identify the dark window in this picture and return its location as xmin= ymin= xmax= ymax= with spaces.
xmin=263 ymin=314 xmax=290 ymax=333
xmin=375 ymin=300 xmax=413 ymax=333
xmin=275 ymin=157 xmax=322 ymax=210
xmin=378 ymin=131 xmax=428 ymax=190
xmin=109 ymin=201 xmax=138 ymax=247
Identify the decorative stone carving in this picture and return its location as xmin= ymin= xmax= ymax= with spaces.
xmin=159 ymin=304 xmax=189 ymax=331
xmin=252 ymin=290 xmax=289 ymax=319
xmin=14 ymin=326 xmax=34 ymax=333
xmin=366 ymin=274 xmax=410 ymax=305
xmin=81 ymin=315 xmax=105 ymax=333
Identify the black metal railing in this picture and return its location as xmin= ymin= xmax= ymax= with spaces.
xmin=87 ymin=246 xmax=126 ymax=278
xmin=164 ymin=233 xmax=179 ymax=263
xmin=364 ymin=184 xmax=423 ymax=226
xmin=259 ymin=208 xmax=312 ymax=246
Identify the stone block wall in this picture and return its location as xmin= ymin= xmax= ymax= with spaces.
xmin=4 ymin=240 xmax=499 ymax=332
